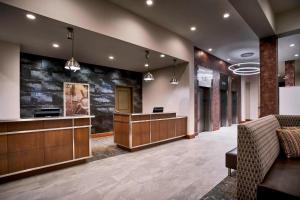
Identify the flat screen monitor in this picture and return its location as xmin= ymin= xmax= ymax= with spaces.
xmin=153 ymin=107 xmax=164 ymax=113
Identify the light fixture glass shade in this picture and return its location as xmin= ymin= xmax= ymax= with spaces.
xmin=170 ymin=77 xmax=179 ymax=85
xmin=65 ymin=57 xmax=80 ymax=72
xmin=144 ymin=72 xmax=154 ymax=81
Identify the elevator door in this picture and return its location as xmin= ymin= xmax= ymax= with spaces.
xmin=232 ymin=91 xmax=238 ymax=124
xmin=198 ymin=87 xmax=211 ymax=132
xmin=220 ymin=90 xmax=227 ymax=127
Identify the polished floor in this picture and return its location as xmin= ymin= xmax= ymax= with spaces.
xmin=0 ymin=125 xmax=237 ymax=200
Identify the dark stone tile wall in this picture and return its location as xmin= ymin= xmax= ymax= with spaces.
xmin=194 ymin=47 xmax=241 ymax=131
xmin=20 ymin=53 xmax=142 ymax=133
xmin=285 ymin=60 xmax=295 ymax=86
xmin=259 ymin=36 xmax=278 ymax=117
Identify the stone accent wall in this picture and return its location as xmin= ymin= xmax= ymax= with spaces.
xmin=259 ymin=36 xmax=278 ymax=117
xmin=20 ymin=53 xmax=142 ymax=133
xmin=285 ymin=60 xmax=295 ymax=86
xmin=194 ymin=47 xmax=240 ymax=132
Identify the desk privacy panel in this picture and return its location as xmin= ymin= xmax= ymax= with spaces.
xmin=20 ymin=53 xmax=142 ymax=133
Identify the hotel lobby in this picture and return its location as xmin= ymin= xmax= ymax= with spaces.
xmin=0 ymin=0 xmax=300 ymax=200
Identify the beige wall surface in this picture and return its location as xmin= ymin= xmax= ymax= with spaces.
xmin=0 ymin=0 xmax=195 ymax=133
xmin=143 ymin=63 xmax=189 ymax=119
xmin=241 ymin=75 xmax=259 ymax=120
xmin=0 ymin=40 xmax=20 ymax=119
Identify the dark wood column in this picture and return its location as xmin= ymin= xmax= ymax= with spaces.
xmin=259 ymin=36 xmax=278 ymax=117
xmin=285 ymin=60 xmax=295 ymax=86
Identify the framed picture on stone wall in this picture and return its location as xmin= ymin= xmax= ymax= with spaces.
xmin=64 ymin=82 xmax=90 ymax=116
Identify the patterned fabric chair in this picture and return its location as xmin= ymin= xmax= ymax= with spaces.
xmin=237 ymin=115 xmax=300 ymax=200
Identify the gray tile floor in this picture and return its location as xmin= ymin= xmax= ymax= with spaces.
xmin=0 ymin=125 xmax=237 ymax=200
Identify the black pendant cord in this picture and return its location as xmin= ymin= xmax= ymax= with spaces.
xmin=173 ymin=59 xmax=177 ymax=77
xmin=145 ymin=50 xmax=150 ymax=72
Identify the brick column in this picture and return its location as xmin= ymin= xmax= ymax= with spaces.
xmin=260 ymin=36 xmax=278 ymax=117
xmin=285 ymin=60 xmax=295 ymax=86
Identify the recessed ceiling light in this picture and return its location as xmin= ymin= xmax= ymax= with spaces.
xmin=26 ymin=13 xmax=36 ymax=20
xmin=290 ymin=43 xmax=295 ymax=47
xmin=52 ymin=43 xmax=59 ymax=48
xmin=145 ymin=63 xmax=149 ymax=67
xmin=190 ymin=26 xmax=197 ymax=31
xmin=208 ymin=48 xmax=213 ymax=52
xmin=160 ymin=54 xmax=165 ymax=58
xmin=223 ymin=13 xmax=230 ymax=19
xmin=108 ymin=55 xmax=115 ymax=60
xmin=146 ymin=0 xmax=153 ymax=6
xmin=295 ymin=54 xmax=299 ymax=57
xmin=227 ymin=58 xmax=231 ymax=61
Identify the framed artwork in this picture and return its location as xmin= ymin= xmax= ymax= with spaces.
xmin=64 ymin=82 xmax=90 ymax=116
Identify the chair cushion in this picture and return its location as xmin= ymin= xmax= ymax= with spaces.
xmin=257 ymin=158 xmax=300 ymax=200
xmin=226 ymin=147 xmax=237 ymax=170
xmin=277 ymin=128 xmax=300 ymax=158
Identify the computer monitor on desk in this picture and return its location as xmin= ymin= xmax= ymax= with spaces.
xmin=153 ymin=107 xmax=164 ymax=113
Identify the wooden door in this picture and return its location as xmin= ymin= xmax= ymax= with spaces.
xmin=115 ymin=86 xmax=133 ymax=113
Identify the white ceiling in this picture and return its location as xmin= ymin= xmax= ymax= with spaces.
xmin=110 ymin=0 xmax=260 ymax=64
xmin=0 ymin=3 xmax=186 ymax=72
xmin=269 ymin=0 xmax=300 ymax=14
xmin=278 ymin=33 xmax=300 ymax=62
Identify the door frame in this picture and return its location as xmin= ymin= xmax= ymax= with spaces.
xmin=115 ymin=85 xmax=134 ymax=113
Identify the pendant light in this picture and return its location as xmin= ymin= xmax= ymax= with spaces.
xmin=65 ymin=27 xmax=80 ymax=72
xmin=170 ymin=59 xmax=179 ymax=85
xmin=143 ymin=50 xmax=154 ymax=82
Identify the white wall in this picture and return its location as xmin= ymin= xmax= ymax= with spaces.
xmin=0 ymin=40 xmax=20 ymax=119
xmin=143 ymin=63 xmax=189 ymax=118
xmin=0 ymin=0 xmax=195 ymax=133
xmin=241 ymin=75 xmax=260 ymax=120
xmin=280 ymin=86 xmax=300 ymax=115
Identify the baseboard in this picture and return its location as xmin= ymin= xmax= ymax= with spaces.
xmin=186 ymin=133 xmax=197 ymax=139
xmin=91 ymin=132 xmax=113 ymax=138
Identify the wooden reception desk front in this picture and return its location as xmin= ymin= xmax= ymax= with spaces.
xmin=114 ymin=113 xmax=187 ymax=150
xmin=0 ymin=116 xmax=93 ymax=178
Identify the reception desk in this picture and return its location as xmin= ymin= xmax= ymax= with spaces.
xmin=114 ymin=113 xmax=187 ymax=150
xmin=0 ymin=116 xmax=93 ymax=178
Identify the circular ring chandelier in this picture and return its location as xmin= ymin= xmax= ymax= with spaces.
xmin=228 ymin=62 xmax=260 ymax=76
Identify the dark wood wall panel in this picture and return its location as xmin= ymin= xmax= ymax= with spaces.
xmin=167 ymin=119 xmax=176 ymax=138
xmin=151 ymin=113 xmax=176 ymax=119
xmin=0 ymin=124 xmax=7 ymax=133
xmin=0 ymin=154 xmax=7 ymax=175
xmin=131 ymin=115 xmax=150 ymax=121
xmin=7 ymin=133 xmax=44 ymax=153
xmin=114 ymin=122 xmax=129 ymax=147
xmin=44 ymin=146 xmax=72 ymax=165
xmin=44 ymin=119 xmax=72 ymax=129
xmin=132 ymin=122 xmax=150 ymax=147
xmin=8 ymin=149 xmax=44 ymax=173
xmin=74 ymin=128 xmax=90 ymax=158
xmin=176 ymin=118 xmax=187 ymax=136
xmin=74 ymin=118 xmax=90 ymax=126
xmin=114 ymin=114 xmax=130 ymax=123
xmin=150 ymin=121 xmax=160 ymax=142
xmin=44 ymin=130 xmax=73 ymax=148
xmin=6 ymin=121 xmax=44 ymax=132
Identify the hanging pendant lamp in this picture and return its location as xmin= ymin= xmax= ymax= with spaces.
xmin=143 ymin=50 xmax=154 ymax=82
xmin=65 ymin=27 xmax=80 ymax=72
xmin=170 ymin=59 xmax=179 ymax=85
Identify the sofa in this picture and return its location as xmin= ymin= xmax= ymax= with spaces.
xmin=237 ymin=115 xmax=300 ymax=200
